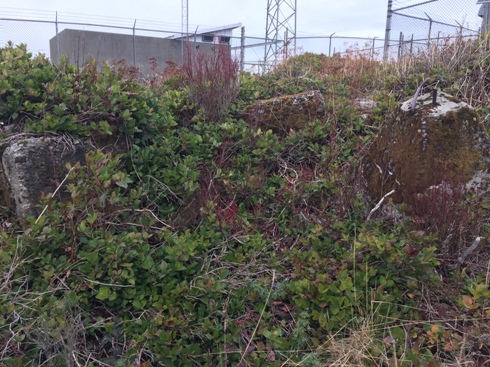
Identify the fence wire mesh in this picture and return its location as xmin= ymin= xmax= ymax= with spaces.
xmin=0 ymin=3 xmax=486 ymax=71
xmin=0 ymin=8 xmax=183 ymax=69
xmin=385 ymin=0 xmax=482 ymax=60
xmin=0 ymin=7 xmax=387 ymax=73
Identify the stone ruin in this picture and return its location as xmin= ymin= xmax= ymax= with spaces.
xmin=362 ymin=90 xmax=490 ymax=205
xmin=240 ymin=90 xmax=325 ymax=134
xmin=0 ymin=136 xmax=86 ymax=220
xmin=0 ymin=132 xmax=123 ymax=221
xmin=1 ymin=89 xmax=488 ymax=224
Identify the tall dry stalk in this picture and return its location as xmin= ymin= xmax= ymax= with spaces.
xmin=182 ymin=42 xmax=240 ymax=122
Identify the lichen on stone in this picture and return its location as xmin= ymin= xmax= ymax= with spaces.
xmin=241 ymin=90 xmax=325 ymax=134
xmin=363 ymin=92 xmax=490 ymax=204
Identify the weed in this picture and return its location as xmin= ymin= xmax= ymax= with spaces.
xmin=182 ymin=42 xmax=240 ymax=122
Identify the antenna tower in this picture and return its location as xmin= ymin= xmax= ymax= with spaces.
xmin=181 ymin=0 xmax=189 ymax=58
xmin=264 ymin=0 xmax=297 ymax=69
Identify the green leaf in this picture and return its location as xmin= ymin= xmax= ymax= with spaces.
xmin=77 ymin=220 xmax=88 ymax=233
xmin=85 ymin=251 xmax=99 ymax=265
xmin=108 ymin=291 xmax=118 ymax=301
xmin=98 ymin=120 xmax=112 ymax=135
xmin=87 ymin=212 xmax=98 ymax=225
xmin=115 ymin=179 xmax=129 ymax=188
xmin=96 ymin=286 xmax=112 ymax=301
xmin=102 ymin=63 xmax=111 ymax=76
xmin=64 ymin=291 xmax=79 ymax=307
xmin=141 ymin=256 xmax=154 ymax=270
xmin=53 ymin=103 xmax=67 ymax=116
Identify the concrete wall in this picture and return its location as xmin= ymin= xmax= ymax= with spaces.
xmin=49 ymin=29 xmax=216 ymax=76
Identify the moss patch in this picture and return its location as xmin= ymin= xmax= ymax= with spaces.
xmin=363 ymin=95 xmax=490 ymax=204
xmin=242 ymin=90 xmax=325 ymax=134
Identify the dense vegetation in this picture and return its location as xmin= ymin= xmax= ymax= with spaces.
xmin=0 ymin=37 xmax=489 ymax=366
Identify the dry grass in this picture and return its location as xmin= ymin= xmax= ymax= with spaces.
xmin=182 ymin=42 xmax=240 ymax=122
xmin=382 ymin=33 xmax=490 ymax=108
xmin=320 ymin=322 xmax=384 ymax=366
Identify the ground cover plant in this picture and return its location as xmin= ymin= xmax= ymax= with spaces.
xmin=0 ymin=37 xmax=489 ymax=366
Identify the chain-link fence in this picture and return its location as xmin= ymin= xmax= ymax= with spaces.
xmin=1 ymin=8 xmax=196 ymax=75
xmin=237 ymin=35 xmax=385 ymax=72
xmin=1 ymin=7 xmax=387 ymax=74
xmin=384 ymin=0 xmax=482 ymax=60
xmin=2 ymin=4 xmax=483 ymax=72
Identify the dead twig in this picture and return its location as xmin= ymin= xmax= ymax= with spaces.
xmin=36 ymin=165 xmax=77 ymax=224
xmin=366 ymin=190 xmax=395 ymax=221
xmin=448 ymin=236 xmax=482 ymax=271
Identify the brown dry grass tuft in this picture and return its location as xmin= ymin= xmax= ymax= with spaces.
xmin=321 ymin=322 xmax=380 ymax=366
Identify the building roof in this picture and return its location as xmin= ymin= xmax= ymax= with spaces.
xmin=169 ymin=23 xmax=242 ymax=39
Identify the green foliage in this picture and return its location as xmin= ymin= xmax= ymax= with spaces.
xmin=285 ymin=226 xmax=440 ymax=334
xmin=0 ymin=43 xmax=56 ymax=123
xmin=238 ymin=68 xmax=328 ymax=106
xmin=0 ymin=42 xmax=172 ymax=140
xmin=1 ymin=42 xmax=489 ymax=366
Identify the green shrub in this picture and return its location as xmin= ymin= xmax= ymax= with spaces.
xmin=1 ymin=42 xmax=489 ymax=366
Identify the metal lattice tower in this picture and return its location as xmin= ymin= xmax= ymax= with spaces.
xmin=181 ymin=0 xmax=188 ymax=59
xmin=264 ymin=0 xmax=297 ymax=69
xmin=182 ymin=0 xmax=189 ymax=38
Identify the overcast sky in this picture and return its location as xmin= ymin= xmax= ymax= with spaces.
xmin=1 ymin=0 xmax=389 ymax=38
xmin=0 ymin=1 xmax=481 ymax=67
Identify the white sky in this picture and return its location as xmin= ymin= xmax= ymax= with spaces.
xmin=0 ymin=1 xmax=482 ymax=66
xmin=1 ymin=0 xmax=389 ymax=38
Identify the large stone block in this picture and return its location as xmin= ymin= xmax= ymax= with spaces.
xmin=241 ymin=90 xmax=325 ymax=134
xmin=362 ymin=91 xmax=490 ymax=204
xmin=0 ymin=136 xmax=87 ymax=219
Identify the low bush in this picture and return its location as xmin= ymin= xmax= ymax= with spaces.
xmin=1 ymin=38 xmax=490 ymax=366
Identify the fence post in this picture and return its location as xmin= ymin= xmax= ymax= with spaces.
xmin=371 ymin=36 xmax=378 ymax=60
xmin=328 ymin=32 xmax=335 ymax=56
xmin=133 ymin=20 xmax=136 ymax=67
xmin=55 ymin=12 xmax=60 ymax=62
xmin=383 ymin=0 xmax=393 ymax=62
xmin=426 ymin=13 xmax=433 ymax=50
xmin=284 ymin=28 xmax=288 ymax=61
xmin=483 ymin=4 xmax=490 ymax=34
xmin=240 ymin=26 xmax=245 ymax=72
xmin=410 ymin=34 xmax=413 ymax=55
xmin=397 ymin=32 xmax=403 ymax=59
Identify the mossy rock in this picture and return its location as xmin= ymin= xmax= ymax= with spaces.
xmin=363 ymin=91 xmax=490 ymax=203
xmin=0 ymin=131 xmax=126 ymax=221
xmin=241 ymin=90 xmax=325 ymax=134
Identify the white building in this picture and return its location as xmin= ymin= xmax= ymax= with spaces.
xmin=169 ymin=23 xmax=242 ymax=44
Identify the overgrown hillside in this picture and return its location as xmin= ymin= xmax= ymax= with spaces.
xmin=0 ymin=38 xmax=489 ymax=366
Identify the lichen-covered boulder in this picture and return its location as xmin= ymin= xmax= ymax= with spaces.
xmin=362 ymin=91 xmax=490 ymax=204
xmin=242 ymin=90 xmax=325 ymax=133
xmin=0 ymin=136 xmax=87 ymax=219
xmin=353 ymin=97 xmax=377 ymax=120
